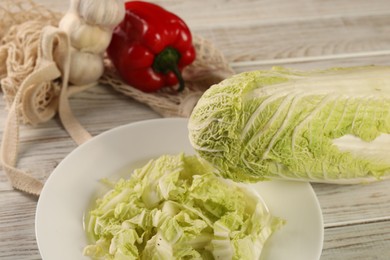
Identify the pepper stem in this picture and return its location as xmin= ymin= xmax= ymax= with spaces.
xmin=153 ymin=47 xmax=185 ymax=92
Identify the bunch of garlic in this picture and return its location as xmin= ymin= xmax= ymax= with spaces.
xmin=58 ymin=0 xmax=125 ymax=85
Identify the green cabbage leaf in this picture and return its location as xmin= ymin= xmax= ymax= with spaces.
xmin=83 ymin=154 xmax=283 ymax=259
xmin=188 ymin=66 xmax=390 ymax=184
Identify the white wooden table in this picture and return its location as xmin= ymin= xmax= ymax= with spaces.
xmin=1 ymin=0 xmax=390 ymax=259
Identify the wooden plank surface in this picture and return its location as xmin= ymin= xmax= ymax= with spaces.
xmin=1 ymin=0 xmax=390 ymax=259
xmin=194 ymin=13 xmax=390 ymax=62
xmin=322 ymin=221 xmax=390 ymax=259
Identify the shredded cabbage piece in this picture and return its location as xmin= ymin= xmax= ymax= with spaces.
xmin=83 ymin=154 xmax=283 ymax=259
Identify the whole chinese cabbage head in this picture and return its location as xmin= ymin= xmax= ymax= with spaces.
xmin=188 ymin=66 xmax=390 ymax=184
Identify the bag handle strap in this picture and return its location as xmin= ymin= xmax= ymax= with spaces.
xmin=0 ymin=26 xmax=92 ymax=196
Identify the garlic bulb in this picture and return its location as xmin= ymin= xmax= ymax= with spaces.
xmin=68 ymin=50 xmax=104 ymax=85
xmin=58 ymin=0 xmax=125 ymax=85
xmin=78 ymin=0 xmax=126 ymax=28
xmin=59 ymin=13 xmax=112 ymax=53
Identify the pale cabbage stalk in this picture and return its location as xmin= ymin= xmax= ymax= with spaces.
xmin=188 ymin=66 xmax=390 ymax=184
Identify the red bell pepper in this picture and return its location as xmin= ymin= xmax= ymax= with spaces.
xmin=107 ymin=1 xmax=196 ymax=92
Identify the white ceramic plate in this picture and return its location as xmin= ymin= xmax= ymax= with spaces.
xmin=35 ymin=118 xmax=323 ymax=260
